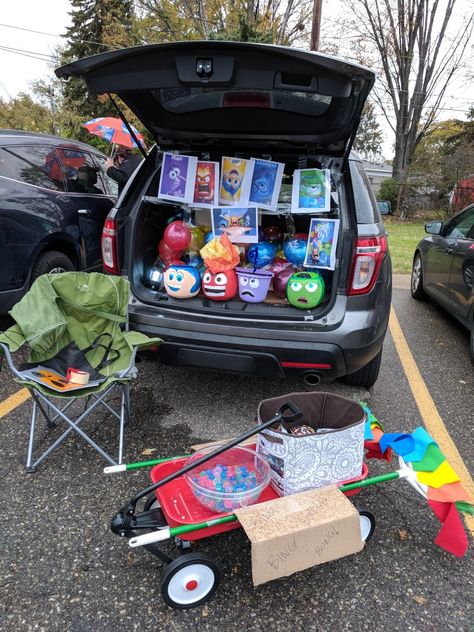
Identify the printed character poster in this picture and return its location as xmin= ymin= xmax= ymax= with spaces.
xmin=291 ymin=168 xmax=331 ymax=213
xmin=158 ymin=153 xmax=197 ymax=203
xmin=304 ymin=218 xmax=340 ymax=270
xmin=219 ymin=157 xmax=253 ymax=206
xmin=192 ymin=161 xmax=220 ymax=207
xmin=211 ymin=207 xmax=258 ymax=243
xmin=248 ymin=158 xmax=285 ymax=211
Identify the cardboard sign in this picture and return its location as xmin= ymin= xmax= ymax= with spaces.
xmin=234 ymin=485 xmax=363 ymax=586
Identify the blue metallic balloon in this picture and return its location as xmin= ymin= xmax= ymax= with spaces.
xmin=247 ymin=242 xmax=277 ymax=268
xmin=283 ymin=238 xmax=307 ymax=266
xmin=204 ymin=231 xmax=214 ymax=244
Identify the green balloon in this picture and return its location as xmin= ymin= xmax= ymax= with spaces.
xmin=286 ymin=271 xmax=325 ymax=309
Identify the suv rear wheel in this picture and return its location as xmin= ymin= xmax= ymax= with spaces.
xmin=31 ymin=251 xmax=75 ymax=284
xmin=341 ymin=349 xmax=382 ymax=388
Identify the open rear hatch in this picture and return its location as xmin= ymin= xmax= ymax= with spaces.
xmin=56 ymin=42 xmax=375 ymax=322
xmin=56 ymin=41 xmax=375 ymax=154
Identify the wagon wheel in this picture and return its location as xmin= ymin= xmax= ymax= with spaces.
xmin=160 ymin=552 xmax=221 ymax=610
xmin=357 ymin=508 xmax=376 ymax=543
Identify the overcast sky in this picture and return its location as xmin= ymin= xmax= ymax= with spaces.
xmin=0 ymin=0 xmax=472 ymax=160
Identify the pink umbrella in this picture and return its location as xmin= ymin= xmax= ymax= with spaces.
xmin=83 ymin=117 xmax=146 ymax=149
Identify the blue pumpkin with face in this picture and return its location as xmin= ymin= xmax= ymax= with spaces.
xmin=163 ymin=265 xmax=201 ymax=298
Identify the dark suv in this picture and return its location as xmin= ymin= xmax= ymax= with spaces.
xmin=0 ymin=130 xmax=117 ymax=313
xmin=56 ymin=41 xmax=392 ymax=388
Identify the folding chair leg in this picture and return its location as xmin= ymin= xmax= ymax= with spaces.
xmin=118 ymin=386 xmax=127 ymax=464
xmin=124 ymin=383 xmax=131 ymax=423
xmin=26 ymin=399 xmax=38 ymax=472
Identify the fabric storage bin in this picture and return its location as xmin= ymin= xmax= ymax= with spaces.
xmin=256 ymin=392 xmax=366 ymax=496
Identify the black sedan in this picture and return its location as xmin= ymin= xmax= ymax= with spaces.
xmin=411 ymin=204 xmax=474 ymax=362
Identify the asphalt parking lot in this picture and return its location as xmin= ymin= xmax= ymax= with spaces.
xmin=1 ymin=275 xmax=473 ymax=632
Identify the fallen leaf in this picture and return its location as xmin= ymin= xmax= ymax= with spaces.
xmin=140 ymin=448 xmax=157 ymax=456
xmin=202 ymin=605 xmax=209 ymax=617
xmin=127 ymin=551 xmax=134 ymax=565
xmin=398 ymin=529 xmax=410 ymax=541
xmin=413 ymin=595 xmax=428 ymax=605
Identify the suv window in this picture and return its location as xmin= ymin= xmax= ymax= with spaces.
xmin=444 ymin=206 xmax=474 ymax=239
xmin=349 ymin=159 xmax=381 ymax=224
xmin=0 ymin=145 xmax=66 ymax=191
xmin=58 ymin=149 xmax=108 ymax=195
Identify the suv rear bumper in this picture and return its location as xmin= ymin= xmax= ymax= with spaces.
xmin=129 ymin=287 xmax=390 ymax=380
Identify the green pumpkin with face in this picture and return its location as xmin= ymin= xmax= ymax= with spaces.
xmin=286 ymin=271 xmax=325 ymax=309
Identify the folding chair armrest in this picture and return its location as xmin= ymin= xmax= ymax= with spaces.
xmin=0 ymin=342 xmax=26 ymax=381
xmin=107 ymin=335 xmax=161 ymax=380
xmin=112 ymin=346 xmax=140 ymax=379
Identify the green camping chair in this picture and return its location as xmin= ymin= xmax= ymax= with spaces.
xmin=0 ymin=272 xmax=161 ymax=472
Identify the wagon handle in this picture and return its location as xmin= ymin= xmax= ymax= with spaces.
xmin=112 ymin=401 xmax=302 ymax=535
xmin=279 ymin=400 xmax=303 ymax=423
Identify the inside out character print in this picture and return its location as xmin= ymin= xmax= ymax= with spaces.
xmin=222 ymin=169 xmax=242 ymax=200
xmin=194 ymin=162 xmax=216 ymax=204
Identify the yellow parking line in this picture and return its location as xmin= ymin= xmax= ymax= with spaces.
xmin=389 ymin=306 xmax=474 ymax=535
xmin=0 ymin=388 xmax=30 ymax=419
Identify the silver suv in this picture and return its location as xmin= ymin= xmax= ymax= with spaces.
xmin=57 ymin=41 xmax=391 ymax=388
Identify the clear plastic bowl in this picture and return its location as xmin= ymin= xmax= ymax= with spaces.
xmin=184 ymin=445 xmax=271 ymax=513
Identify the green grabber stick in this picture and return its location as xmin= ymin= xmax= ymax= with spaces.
xmin=104 ymin=455 xmax=190 ymax=473
xmin=128 ymin=469 xmax=406 ymax=548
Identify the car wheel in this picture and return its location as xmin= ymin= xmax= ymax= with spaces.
xmin=411 ymin=253 xmax=428 ymax=300
xmin=341 ymin=349 xmax=382 ymax=388
xmin=30 ymin=251 xmax=75 ymax=284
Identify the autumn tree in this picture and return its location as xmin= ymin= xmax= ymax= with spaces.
xmin=336 ymin=0 xmax=473 ymax=189
xmin=59 ymin=0 xmax=138 ymax=138
xmin=0 ymin=94 xmax=54 ymax=134
xmin=353 ymin=100 xmax=384 ymax=162
xmin=134 ymin=0 xmax=313 ymax=45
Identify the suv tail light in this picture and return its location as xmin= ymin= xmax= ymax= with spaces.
xmin=348 ymin=235 xmax=387 ymax=295
xmin=101 ymin=218 xmax=119 ymax=273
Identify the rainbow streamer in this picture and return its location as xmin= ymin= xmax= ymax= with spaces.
xmin=375 ymin=425 xmax=472 ymax=557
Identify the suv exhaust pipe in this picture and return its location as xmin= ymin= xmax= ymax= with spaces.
xmin=303 ymin=372 xmax=321 ymax=386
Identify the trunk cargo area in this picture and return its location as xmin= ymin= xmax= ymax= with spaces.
xmin=129 ymin=152 xmax=347 ymax=322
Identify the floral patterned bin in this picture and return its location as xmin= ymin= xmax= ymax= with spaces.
xmin=256 ymin=392 xmax=366 ymax=496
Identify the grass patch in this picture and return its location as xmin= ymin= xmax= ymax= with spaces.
xmin=384 ymin=220 xmax=426 ymax=274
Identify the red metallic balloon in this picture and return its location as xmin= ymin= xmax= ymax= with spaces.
xmin=164 ymin=221 xmax=191 ymax=251
xmin=158 ymin=239 xmax=182 ymax=264
xmin=272 ymin=265 xmax=296 ymax=299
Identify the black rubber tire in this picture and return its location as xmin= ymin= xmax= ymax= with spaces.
xmin=357 ymin=507 xmax=376 ymax=543
xmin=411 ymin=252 xmax=428 ymax=300
xmin=160 ymin=552 xmax=221 ymax=610
xmin=341 ymin=349 xmax=382 ymax=388
xmin=30 ymin=250 xmax=75 ymax=284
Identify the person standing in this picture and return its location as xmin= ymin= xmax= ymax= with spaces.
xmin=105 ymin=146 xmax=142 ymax=195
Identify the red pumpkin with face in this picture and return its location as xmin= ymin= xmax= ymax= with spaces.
xmin=202 ymin=268 xmax=238 ymax=301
